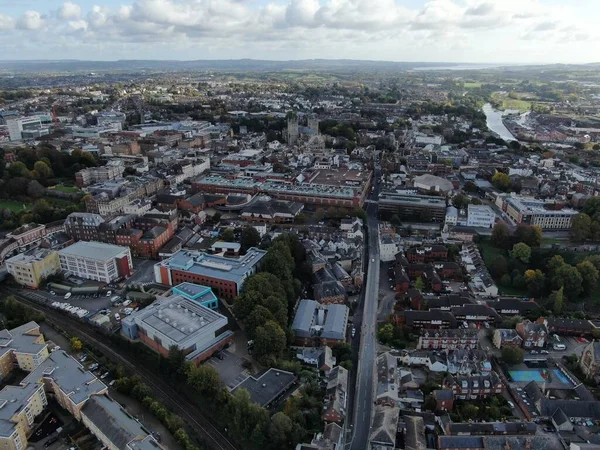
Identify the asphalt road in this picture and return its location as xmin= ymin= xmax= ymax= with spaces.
xmin=349 ymin=167 xmax=380 ymax=450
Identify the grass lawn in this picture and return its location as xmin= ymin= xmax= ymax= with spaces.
xmin=49 ymin=184 xmax=80 ymax=194
xmin=491 ymin=92 xmax=532 ymax=112
xmin=0 ymin=200 xmax=30 ymax=213
xmin=479 ymin=238 xmax=504 ymax=268
xmin=464 ymin=81 xmax=482 ymax=88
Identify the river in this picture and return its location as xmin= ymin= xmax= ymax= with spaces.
xmin=482 ymin=103 xmax=516 ymax=142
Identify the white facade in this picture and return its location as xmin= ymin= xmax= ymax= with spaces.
xmin=379 ymin=234 xmax=401 ymax=262
xmin=58 ymin=242 xmax=132 ymax=283
xmin=467 ymin=204 xmax=496 ymax=228
xmin=445 ymin=206 xmax=458 ymax=226
xmin=7 ymin=117 xmax=42 ymax=141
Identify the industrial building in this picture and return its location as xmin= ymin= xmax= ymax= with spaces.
xmin=120 ymin=295 xmax=233 ymax=363
xmin=505 ymin=196 xmax=577 ymax=230
xmin=58 ymin=241 xmax=132 ymax=283
xmin=154 ymin=247 xmax=266 ymax=300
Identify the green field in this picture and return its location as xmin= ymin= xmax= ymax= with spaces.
xmin=491 ymin=92 xmax=532 ymax=112
xmin=0 ymin=200 xmax=30 ymax=212
xmin=479 ymin=239 xmax=504 ymax=268
xmin=464 ymin=81 xmax=482 ymax=88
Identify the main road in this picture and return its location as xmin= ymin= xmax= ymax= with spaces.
xmin=349 ymin=166 xmax=381 ymax=450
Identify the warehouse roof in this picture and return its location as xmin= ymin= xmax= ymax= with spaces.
xmin=58 ymin=241 xmax=129 ymax=262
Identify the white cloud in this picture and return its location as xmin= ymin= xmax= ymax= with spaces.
xmin=0 ymin=0 xmax=597 ymax=62
xmin=16 ymin=11 xmax=43 ymax=31
xmin=58 ymin=2 xmax=82 ymax=21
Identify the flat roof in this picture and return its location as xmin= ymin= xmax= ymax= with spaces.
xmin=58 ymin=241 xmax=129 ymax=262
xmin=0 ymin=383 xmax=41 ymax=437
xmin=132 ymin=295 xmax=227 ymax=346
xmin=173 ymin=283 xmax=217 ymax=305
xmin=232 ymin=368 xmax=296 ymax=407
xmin=379 ymin=191 xmax=447 ymax=207
xmin=160 ymin=247 xmax=266 ymax=284
xmin=6 ymin=249 xmax=56 ymax=265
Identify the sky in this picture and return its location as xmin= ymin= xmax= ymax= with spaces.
xmin=0 ymin=0 xmax=598 ymax=64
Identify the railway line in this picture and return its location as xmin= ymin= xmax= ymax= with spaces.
xmin=0 ymin=287 xmax=237 ymax=450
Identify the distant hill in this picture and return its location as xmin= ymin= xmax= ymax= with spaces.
xmin=0 ymin=59 xmax=489 ymax=73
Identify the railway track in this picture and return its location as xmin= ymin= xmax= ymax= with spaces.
xmin=1 ymin=288 xmax=237 ymax=450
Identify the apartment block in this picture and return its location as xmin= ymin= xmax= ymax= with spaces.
xmin=5 ymin=249 xmax=60 ymax=288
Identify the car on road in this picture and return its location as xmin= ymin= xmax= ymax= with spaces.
xmin=106 ymin=291 xmax=112 ymax=297
xmin=530 ymin=350 xmax=539 ymax=354
xmin=371 ymin=259 xmax=375 ymax=263
xmin=553 ymin=343 xmax=566 ymax=351
xmin=114 ymin=313 xmax=121 ymax=321
xmin=541 ymin=350 xmax=549 ymax=354
xmin=508 ymin=401 xmax=515 ymax=408
xmin=64 ymin=292 xmax=71 ymax=299
xmin=352 ymin=327 xmax=356 ymax=338
xmin=49 ymin=291 xmax=56 ymax=296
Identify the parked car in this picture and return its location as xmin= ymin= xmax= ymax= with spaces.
xmin=541 ymin=350 xmax=549 ymax=354
xmin=101 ymin=372 xmax=109 ymax=379
xmin=109 ymin=379 xmax=116 ymax=386
xmin=122 ymin=300 xmax=132 ymax=307
xmin=106 ymin=291 xmax=112 ymax=297
xmin=49 ymin=291 xmax=56 ymax=296
xmin=114 ymin=313 xmax=121 ymax=321
xmin=64 ymin=292 xmax=72 ymax=299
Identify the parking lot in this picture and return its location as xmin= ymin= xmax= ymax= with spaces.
xmin=207 ymin=349 xmax=250 ymax=389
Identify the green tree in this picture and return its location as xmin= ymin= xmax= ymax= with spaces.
xmin=550 ymin=286 xmax=565 ymax=314
xmin=415 ymin=277 xmax=425 ymax=291
xmin=451 ymin=194 xmax=469 ymax=210
xmin=515 ymin=224 xmax=542 ymax=247
xmin=8 ymin=162 xmax=31 ymax=178
xmin=70 ymin=337 xmax=83 ymax=352
xmin=570 ymin=213 xmax=592 ymax=242
xmin=241 ymin=226 xmax=261 ymax=253
xmin=33 ymin=161 xmax=52 ymax=178
xmin=510 ymin=242 xmax=531 ymax=263
xmin=491 ymin=172 xmax=511 ymax=191
xmin=222 ymin=227 xmax=235 ymax=242
xmin=254 ymin=321 xmax=287 ymax=365
xmin=577 ymin=260 xmax=599 ymax=296
xmin=470 ymin=197 xmax=483 ymax=205
xmin=378 ymin=323 xmax=394 ymax=344
xmin=462 ymin=403 xmax=480 ymax=420
xmin=490 ymin=256 xmax=509 ymax=278
xmin=332 ymin=342 xmax=352 ymax=364
xmin=552 ymin=265 xmax=583 ymax=300
xmin=548 ymin=255 xmax=566 ymax=275
xmin=524 ymin=269 xmax=545 ymax=297
xmin=187 ymin=364 xmax=221 ymax=398
xmin=491 ymin=223 xmax=511 ymax=249
xmin=500 ymin=274 xmax=512 ymax=286
xmin=583 ymin=196 xmax=600 ymax=221
xmin=268 ymin=412 xmax=294 ymax=448
xmin=501 ymin=347 xmax=524 ymax=365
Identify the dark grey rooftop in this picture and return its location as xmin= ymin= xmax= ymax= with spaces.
xmin=232 ymin=368 xmax=296 ymax=407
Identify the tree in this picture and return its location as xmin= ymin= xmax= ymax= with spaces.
xmin=451 ymin=194 xmax=469 ymax=210
xmin=8 ymin=162 xmax=31 ymax=178
xmin=490 ymin=255 xmax=509 ymax=279
xmin=222 ymin=228 xmax=235 ymax=242
xmin=500 ymin=274 xmax=512 ymax=286
xmin=378 ymin=323 xmax=394 ymax=344
xmin=510 ymin=242 xmax=531 ymax=263
xmin=552 ymin=265 xmax=583 ymax=300
xmin=491 ymin=223 xmax=510 ymax=249
xmin=491 ymin=172 xmax=511 ymax=191
xmin=253 ymin=321 xmax=287 ymax=365
xmin=524 ymin=269 xmax=545 ymax=297
xmin=268 ymin=412 xmax=294 ymax=448
xmin=577 ymin=260 xmax=599 ymax=296
xmin=187 ymin=364 xmax=221 ymax=398
xmin=423 ymin=395 xmax=437 ymax=412
xmin=502 ymin=347 xmax=524 ymax=365
xmin=584 ymin=196 xmax=600 ymax=221
xmin=547 ymin=255 xmax=566 ymax=275
xmin=570 ymin=213 xmax=592 ymax=242
xmin=470 ymin=198 xmax=482 ymax=205
xmin=241 ymin=226 xmax=261 ymax=253
xmin=27 ymin=180 xmax=45 ymax=199
xmin=70 ymin=337 xmax=83 ymax=352
xmin=550 ymin=286 xmax=565 ymax=314
xmin=514 ymin=224 xmax=542 ymax=247
xmin=33 ymin=161 xmax=52 ymax=179
xmin=414 ymin=277 xmax=425 ymax=291
xmin=32 ymin=199 xmax=53 ymax=223
xmin=462 ymin=404 xmax=480 ymax=420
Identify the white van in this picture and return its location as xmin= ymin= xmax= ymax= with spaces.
xmin=553 ymin=343 xmax=566 ymax=351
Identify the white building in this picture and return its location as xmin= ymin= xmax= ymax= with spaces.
xmin=445 ymin=206 xmax=458 ymax=226
xmin=7 ymin=117 xmax=45 ymax=141
xmin=379 ymin=233 xmax=402 ymax=262
xmin=467 ymin=204 xmax=496 ymax=229
xmin=58 ymin=242 xmax=133 ymax=283
xmin=505 ymin=196 xmax=577 ymax=230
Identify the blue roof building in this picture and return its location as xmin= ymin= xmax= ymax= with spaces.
xmin=173 ymin=282 xmax=219 ymax=310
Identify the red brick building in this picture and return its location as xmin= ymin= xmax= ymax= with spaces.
xmin=406 ymin=244 xmax=449 ymax=263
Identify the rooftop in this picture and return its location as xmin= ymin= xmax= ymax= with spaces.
xmin=172 ymin=283 xmax=218 ymax=306
xmin=58 ymin=241 xmax=129 ymax=262
xmin=232 ymin=368 xmax=296 ymax=407
xmin=6 ymin=248 xmax=56 ymax=265
xmin=131 ymin=295 xmax=227 ymax=346
xmin=0 ymin=383 xmax=41 ymax=437
xmin=159 ymin=247 xmax=266 ymax=285
xmin=24 ymin=350 xmax=107 ymax=405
